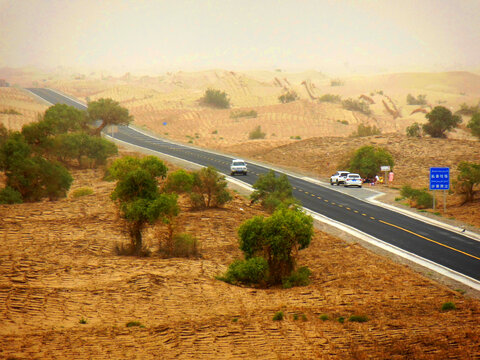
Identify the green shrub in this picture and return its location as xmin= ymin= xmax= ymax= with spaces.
xmin=273 ymin=311 xmax=284 ymax=321
xmin=348 ymin=145 xmax=394 ymax=178
xmin=282 ymin=266 xmax=311 ymax=288
xmin=79 ymin=317 xmax=87 ymax=324
xmin=349 ymin=315 xmax=368 ymax=323
xmin=163 ymin=169 xmax=194 ymax=193
xmin=250 ymin=170 xmax=297 ymax=212
xmin=0 ymin=186 xmax=23 ymax=204
xmin=338 ymin=317 xmax=345 ymax=323
xmin=456 ymin=102 xmax=480 ymax=116
xmin=467 ymin=113 xmax=480 ymax=139
xmin=319 ymin=314 xmax=329 ymax=321
xmin=319 ymin=94 xmax=342 ymax=103
xmin=170 ymin=233 xmax=199 ymax=258
xmin=238 ymin=208 xmax=313 ymax=285
xmin=230 ymin=110 xmax=257 ymax=118
xmin=441 ymin=302 xmax=456 ymax=311
xmin=219 ymin=257 xmax=269 ymax=285
xmin=189 ymin=167 xmax=232 ymax=208
xmin=342 ymin=98 xmax=371 ymax=115
xmin=249 ymin=125 xmax=266 ymax=140
xmin=201 ymin=88 xmax=230 ymax=109
xmin=72 ymin=187 xmax=94 ymax=198
xmin=278 ymin=90 xmax=299 ymax=103
xmin=401 ymin=185 xmax=433 ymax=209
xmin=406 ymin=94 xmax=427 ymax=106
xmin=126 ymin=321 xmax=144 ymax=327
xmin=406 ymin=122 xmax=422 ymax=137
xmin=337 ymin=120 xmax=349 ymax=125
xmin=350 ymin=124 xmax=380 ymax=137
xmin=330 ymin=79 xmax=344 ymax=86
xmin=0 ymin=108 xmax=22 ymax=115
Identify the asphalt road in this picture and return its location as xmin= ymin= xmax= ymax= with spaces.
xmin=27 ymin=88 xmax=480 ymax=282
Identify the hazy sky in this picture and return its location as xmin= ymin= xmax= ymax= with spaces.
xmin=1 ymin=0 xmax=479 ymax=75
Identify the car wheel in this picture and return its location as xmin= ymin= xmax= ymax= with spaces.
xmin=336 ymin=180 xmax=339 ymax=186
xmin=330 ymin=180 xmax=334 ymax=185
xmin=230 ymin=172 xmax=234 ymax=176
xmin=244 ymin=172 xmax=247 ymax=176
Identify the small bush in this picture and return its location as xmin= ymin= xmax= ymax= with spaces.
xmin=342 ymin=98 xmax=372 ymax=116
xmin=170 ymin=233 xmax=199 ymax=258
xmin=0 ymin=108 xmax=22 ymax=115
xmin=278 ymin=90 xmax=299 ymax=103
xmin=0 ymin=186 xmax=23 ymax=204
xmin=72 ymin=187 xmax=94 ymax=198
xmin=79 ymin=317 xmax=87 ymax=324
xmin=350 ymin=124 xmax=380 ymax=137
xmin=401 ymin=185 xmax=433 ymax=209
xmin=126 ymin=321 xmax=144 ymax=327
xmin=282 ymin=266 xmax=311 ymax=288
xmin=319 ymin=314 xmax=329 ymax=321
xmin=273 ymin=311 xmax=284 ymax=321
xmin=337 ymin=120 xmax=349 ymax=125
xmin=330 ymin=79 xmax=344 ymax=86
xmin=406 ymin=94 xmax=427 ymax=106
xmin=219 ymin=257 xmax=269 ymax=285
xmin=212 ymin=130 xmax=218 ymax=134
xmin=441 ymin=302 xmax=456 ymax=311
xmin=230 ymin=110 xmax=257 ymax=118
xmin=349 ymin=315 xmax=368 ymax=323
xmin=406 ymin=122 xmax=422 ymax=137
xmin=338 ymin=317 xmax=345 ymax=323
xmin=319 ymin=94 xmax=342 ymax=103
xmin=249 ymin=125 xmax=266 ymax=140
xmin=201 ymin=88 xmax=230 ymax=109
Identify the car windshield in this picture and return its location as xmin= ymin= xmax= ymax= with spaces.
xmin=349 ymin=175 xmax=360 ymax=178
xmin=233 ymin=161 xmax=245 ymax=166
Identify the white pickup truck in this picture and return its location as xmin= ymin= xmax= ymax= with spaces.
xmin=230 ymin=159 xmax=248 ymax=176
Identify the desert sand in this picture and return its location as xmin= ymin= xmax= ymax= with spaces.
xmin=0 ymin=68 xmax=479 ymax=358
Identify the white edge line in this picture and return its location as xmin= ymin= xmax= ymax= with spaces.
xmin=106 ymin=133 xmax=480 ymax=291
xmin=303 ymin=208 xmax=480 ymax=292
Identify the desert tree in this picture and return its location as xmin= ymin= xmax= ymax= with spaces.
xmin=467 ymin=112 xmax=480 ymax=139
xmin=423 ymin=106 xmax=461 ymax=138
xmin=189 ymin=166 xmax=232 ymax=208
xmin=87 ymin=98 xmax=132 ymax=135
xmin=348 ymin=145 xmax=394 ymax=178
xmin=454 ymin=161 xmax=480 ymax=204
xmin=236 ymin=208 xmax=314 ymax=285
xmin=109 ymin=156 xmax=177 ymax=255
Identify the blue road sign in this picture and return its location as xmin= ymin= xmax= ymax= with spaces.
xmin=429 ymin=167 xmax=450 ymax=190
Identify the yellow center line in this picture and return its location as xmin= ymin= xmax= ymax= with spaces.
xmin=338 ymin=204 xmax=343 ymax=207
xmin=317 ymin=197 xmax=322 ymax=200
xmin=362 ymin=213 xmax=367 ymax=216
xmin=379 ymin=220 xmax=480 ymax=261
xmin=370 ymin=217 xmax=375 ymax=220
xmin=354 ymin=210 xmax=358 ymax=213
xmin=346 ymin=207 xmax=351 ymax=210
xmin=311 ymin=194 xmax=316 ymax=197
xmin=324 ymin=199 xmax=329 ymax=202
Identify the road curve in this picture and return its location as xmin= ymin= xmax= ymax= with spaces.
xmin=27 ymin=88 xmax=480 ymax=283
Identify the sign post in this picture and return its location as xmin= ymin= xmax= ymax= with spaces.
xmin=381 ymin=166 xmax=391 ymax=185
xmin=429 ymin=167 xmax=449 ymax=212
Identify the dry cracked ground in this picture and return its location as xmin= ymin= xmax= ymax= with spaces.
xmin=1 ymin=166 xmax=479 ymax=359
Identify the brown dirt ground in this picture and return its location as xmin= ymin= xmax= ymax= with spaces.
xmin=1 ymin=162 xmax=479 ymax=359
